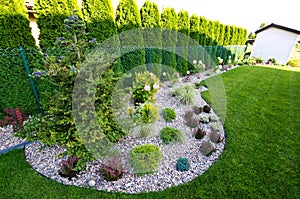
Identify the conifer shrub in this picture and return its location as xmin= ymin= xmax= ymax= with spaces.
xmin=129 ymin=144 xmax=162 ymax=175
xmin=0 ymin=0 xmax=35 ymax=48
xmin=161 ymin=7 xmax=177 ymax=69
xmin=116 ymin=0 xmax=145 ymax=73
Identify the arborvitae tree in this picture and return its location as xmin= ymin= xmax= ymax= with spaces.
xmin=34 ymin=0 xmax=81 ymax=49
xmin=116 ymin=0 xmax=145 ymax=72
xmin=161 ymin=7 xmax=177 ymax=69
xmin=0 ymin=0 xmax=36 ymax=48
xmin=213 ymin=21 xmax=221 ymax=45
xmin=223 ymin=25 xmax=230 ymax=46
xmin=242 ymin=28 xmax=248 ymax=45
xmin=176 ymin=10 xmax=190 ymax=75
xmin=82 ymin=0 xmax=121 ymax=72
xmin=140 ymin=1 xmax=162 ymax=75
xmin=189 ymin=14 xmax=200 ymax=69
xmin=82 ymin=0 xmax=118 ymax=43
xmin=218 ymin=24 xmax=225 ymax=46
xmin=229 ymin=26 xmax=235 ymax=45
xmin=199 ymin=17 xmax=207 ymax=46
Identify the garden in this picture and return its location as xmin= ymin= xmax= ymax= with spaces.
xmin=1 ymin=0 xmax=300 ymax=198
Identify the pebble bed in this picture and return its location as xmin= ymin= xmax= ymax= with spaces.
xmin=0 ymin=125 xmax=26 ymax=151
xmin=24 ymin=70 xmax=228 ymax=194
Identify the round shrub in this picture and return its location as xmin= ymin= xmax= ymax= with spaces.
xmin=175 ymin=157 xmax=190 ymax=172
xmin=203 ymin=105 xmax=211 ymax=113
xmin=129 ymin=144 xmax=162 ymax=175
xmin=160 ymin=126 xmax=184 ymax=144
xmin=163 ymin=108 xmax=176 ymax=122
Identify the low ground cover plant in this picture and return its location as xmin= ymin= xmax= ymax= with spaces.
xmin=184 ymin=109 xmax=199 ymax=128
xmin=200 ymin=141 xmax=216 ymax=156
xmin=99 ymin=157 xmax=127 ymax=181
xmin=58 ymin=155 xmax=79 ymax=180
xmin=193 ymin=127 xmax=206 ymax=140
xmin=175 ymin=157 xmax=190 ymax=172
xmin=162 ymin=107 xmax=176 ymax=122
xmin=160 ymin=127 xmax=184 ymax=144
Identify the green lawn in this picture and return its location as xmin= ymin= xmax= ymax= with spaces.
xmin=1 ymin=66 xmax=299 ymax=198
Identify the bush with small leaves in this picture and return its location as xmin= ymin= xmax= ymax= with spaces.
xmin=194 ymin=127 xmax=206 ymax=140
xmin=192 ymin=106 xmax=202 ymax=115
xmin=175 ymin=157 xmax=190 ymax=172
xmin=199 ymin=113 xmax=210 ymax=123
xmin=58 ymin=155 xmax=79 ymax=180
xmin=129 ymin=144 xmax=162 ymax=175
xmin=163 ymin=108 xmax=176 ymax=122
xmin=200 ymin=141 xmax=216 ymax=156
xmin=203 ymin=105 xmax=211 ymax=113
xmin=100 ymin=157 xmax=127 ymax=181
xmin=210 ymin=131 xmax=223 ymax=143
xmin=184 ymin=109 xmax=199 ymax=128
xmin=160 ymin=127 xmax=184 ymax=144
xmin=211 ymin=122 xmax=223 ymax=132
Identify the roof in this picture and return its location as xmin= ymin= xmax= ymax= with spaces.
xmin=255 ymin=23 xmax=300 ymax=35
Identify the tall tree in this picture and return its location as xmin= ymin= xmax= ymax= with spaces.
xmin=0 ymin=0 xmax=35 ymax=48
xmin=34 ymin=0 xmax=81 ymax=49
xmin=189 ymin=14 xmax=200 ymax=68
xmin=218 ymin=24 xmax=225 ymax=46
xmin=161 ymin=7 xmax=177 ymax=69
xmin=82 ymin=0 xmax=118 ymax=43
xmin=199 ymin=17 xmax=207 ymax=46
xmin=116 ymin=0 xmax=145 ymax=72
xmin=176 ymin=10 xmax=190 ymax=75
xmin=140 ymin=1 xmax=162 ymax=75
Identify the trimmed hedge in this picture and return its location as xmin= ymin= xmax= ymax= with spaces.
xmin=34 ymin=0 xmax=81 ymax=49
xmin=116 ymin=0 xmax=145 ymax=73
xmin=188 ymin=14 xmax=200 ymax=70
xmin=82 ymin=0 xmax=118 ymax=43
xmin=0 ymin=48 xmax=49 ymax=116
xmin=161 ymin=7 xmax=177 ymax=69
xmin=176 ymin=10 xmax=190 ymax=75
xmin=140 ymin=1 xmax=162 ymax=75
xmin=0 ymin=0 xmax=36 ymax=48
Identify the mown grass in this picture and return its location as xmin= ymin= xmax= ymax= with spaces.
xmin=1 ymin=66 xmax=299 ymax=198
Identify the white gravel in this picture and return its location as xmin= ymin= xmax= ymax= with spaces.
xmin=23 ymin=69 xmax=230 ymax=194
xmin=0 ymin=125 xmax=26 ymax=151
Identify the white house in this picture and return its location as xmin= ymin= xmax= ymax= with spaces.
xmin=250 ymin=23 xmax=300 ymax=65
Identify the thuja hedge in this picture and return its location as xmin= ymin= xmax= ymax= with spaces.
xmin=140 ymin=1 xmax=162 ymax=75
xmin=116 ymin=0 xmax=145 ymax=73
xmin=0 ymin=0 xmax=36 ymax=48
xmin=0 ymin=48 xmax=50 ymax=116
xmin=82 ymin=0 xmax=118 ymax=43
xmin=34 ymin=0 xmax=81 ymax=49
xmin=161 ymin=7 xmax=177 ymax=69
xmin=176 ymin=10 xmax=190 ymax=75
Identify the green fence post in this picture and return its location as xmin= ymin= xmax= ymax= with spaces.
xmin=19 ymin=46 xmax=44 ymax=115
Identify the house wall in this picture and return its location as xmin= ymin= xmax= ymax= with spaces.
xmin=250 ymin=27 xmax=299 ymax=65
